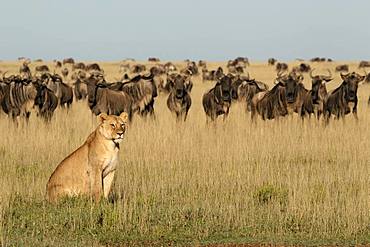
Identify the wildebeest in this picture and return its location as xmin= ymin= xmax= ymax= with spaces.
xmin=358 ymin=61 xmax=370 ymax=68
xmin=73 ymin=62 xmax=86 ymax=70
xmin=86 ymin=63 xmax=102 ymax=72
xmin=54 ymin=60 xmax=62 ymax=68
xmin=19 ymin=61 xmax=32 ymax=79
xmin=163 ymin=73 xmax=193 ymax=95
xmin=202 ymin=67 xmax=224 ymax=82
xmin=202 ymin=75 xmax=234 ymax=122
xmin=166 ymin=74 xmax=192 ymax=121
xmin=292 ymin=63 xmax=311 ymax=73
xmin=63 ymin=58 xmax=75 ymax=65
xmin=35 ymin=65 xmax=50 ymax=73
xmin=310 ymin=57 xmax=330 ymax=62
xmin=73 ymin=76 xmax=88 ymax=101
xmin=84 ymin=77 xmax=133 ymax=121
xmin=276 ymin=62 xmax=288 ymax=73
xmin=33 ymin=82 xmax=58 ymax=121
xmin=1 ymin=77 xmax=37 ymax=122
xmin=130 ymin=64 xmax=146 ymax=74
xmin=61 ymin=68 xmax=69 ymax=80
xmin=251 ymin=79 xmax=288 ymax=121
xmin=324 ymin=72 xmax=365 ymax=122
xmin=148 ymin=57 xmax=160 ymax=62
xmin=164 ymin=62 xmax=177 ymax=73
xmin=231 ymin=75 xmax=268 ymax=111
xmin=43 ymin=74 xmax=73 ymax=108
xmin=119 ymin=74 xmax=158 ymax=118
xmin=198 ymin=60 xmax=207 ymax=68
xmin=281 ymin=72 xmax=307 ymax=114
xmin=300 ymin=69 xmax=332 ymax=119
xmin=335 ymin=64 xmax=349 ymax=72
xmin=268 ymin=58 xmax=277 ymax=66
xmin=365 ymin=72 xmax=370 ymax=83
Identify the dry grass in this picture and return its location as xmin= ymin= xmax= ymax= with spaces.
xmin=0 ymin=60 xmax=369 ymax=246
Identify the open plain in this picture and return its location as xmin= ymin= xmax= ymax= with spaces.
xmin=0 ymin=60 xmax=369 ymax=246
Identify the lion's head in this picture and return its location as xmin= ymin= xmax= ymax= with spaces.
xmin=98 ymin=112 xmax=128 ymax=144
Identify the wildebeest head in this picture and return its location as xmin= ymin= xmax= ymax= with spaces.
xmin=309 ymin=69 xmax=332 ymax=104
xmin=340 ymin=72 xmax=365 ymax=102
xmin=277 ymin=72 xmax=303 ymax=104
xmin=215 ymin=75 xmax=232 ymax=103
xmin=170 ymin=75 xmax=187 ymax=99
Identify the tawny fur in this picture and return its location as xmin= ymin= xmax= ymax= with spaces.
xmin=46 ymin=112 xmax=128 ymax=202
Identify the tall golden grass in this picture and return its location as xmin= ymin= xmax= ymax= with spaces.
xmin=0 ymin=60 xmax=369 ymax=245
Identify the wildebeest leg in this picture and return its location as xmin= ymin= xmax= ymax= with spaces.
xmin=352 ymin=100 xmax=358 ymax=121
xmin=183 ymin=111 xmax=188 ymax=122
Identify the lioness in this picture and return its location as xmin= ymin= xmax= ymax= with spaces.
xmin=46 ymin=112 xmax=128 ymax=202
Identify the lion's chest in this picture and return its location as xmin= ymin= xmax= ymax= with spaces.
xmin=101 ymin=152 xmax=119 ymax=177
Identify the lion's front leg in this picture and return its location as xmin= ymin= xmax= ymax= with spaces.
xmin=103 ymin=171 xmax=115 ymax=199
xmin=89 ymin=163 xmax=104 ymax=202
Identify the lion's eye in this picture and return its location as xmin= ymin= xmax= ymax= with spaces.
xmin=121 ymin=123 xmax=125 ymax=128
xmin=110 ymin=124 xmax=115 ymax=128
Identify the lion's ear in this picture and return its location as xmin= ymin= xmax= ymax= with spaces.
xmin=98 ymin=113 xmax=109 ymax=123
xmin=119 ymin=112 xmax=128 ymax=122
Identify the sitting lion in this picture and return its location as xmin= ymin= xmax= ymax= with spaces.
xmin=46 ymin=112 xmax=128 ymax=202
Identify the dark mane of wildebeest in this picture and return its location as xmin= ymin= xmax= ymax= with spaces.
xmin=202 ymin=75 xmax=233 ymax=122
xmin=1 ymin=77 xmax=37 ymax=121
xmin=35 ymin=65 xmax=50 ymax=73
xmin=275 ymin=62 xmax=288 ymax=73
xmin=33 ymin=82 xmax=58 ymax=121
xmin=73 ymin=62 xmax=86 ymax=70
xmin=251 ymin=80 xmax=288 ymax=120
xmin=335 ymin=64 xmax=349 ymax=72
xmin=84 ymin=77 xmax=133 ymax=121
xmin=166 ymin=74 xmax=192 ymax=121
xmin=43 ymin=74 xmax=73 ymax=108
xmin=358 ymin=61 xmax=370 ymax=68
xmin=324 ymin=72 xmax=365 ymax=122
xmin=268 ymin=58 xmax=277 ymax=66
xmin=300 ymin=69 xmax=332 ymax=119
xmin=63 ymin=58 xmax=75 ymax=65
xmin=86 ymin=63 xmax=102 ymax=72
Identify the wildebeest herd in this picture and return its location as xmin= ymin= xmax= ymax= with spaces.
xmin=1 ymin=57 xmax=369 ymax=125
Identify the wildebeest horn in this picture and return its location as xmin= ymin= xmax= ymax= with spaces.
xmin=309 ymin=69 xmax=316 ymax=78
xmin=2 ymin=71 xmax=9 ymax=80
xmin=325 ymin=69 xmax=332 ymax=79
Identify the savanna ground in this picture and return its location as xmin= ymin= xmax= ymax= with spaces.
xmin=0 ymin=60 xmax=369 ymax=246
